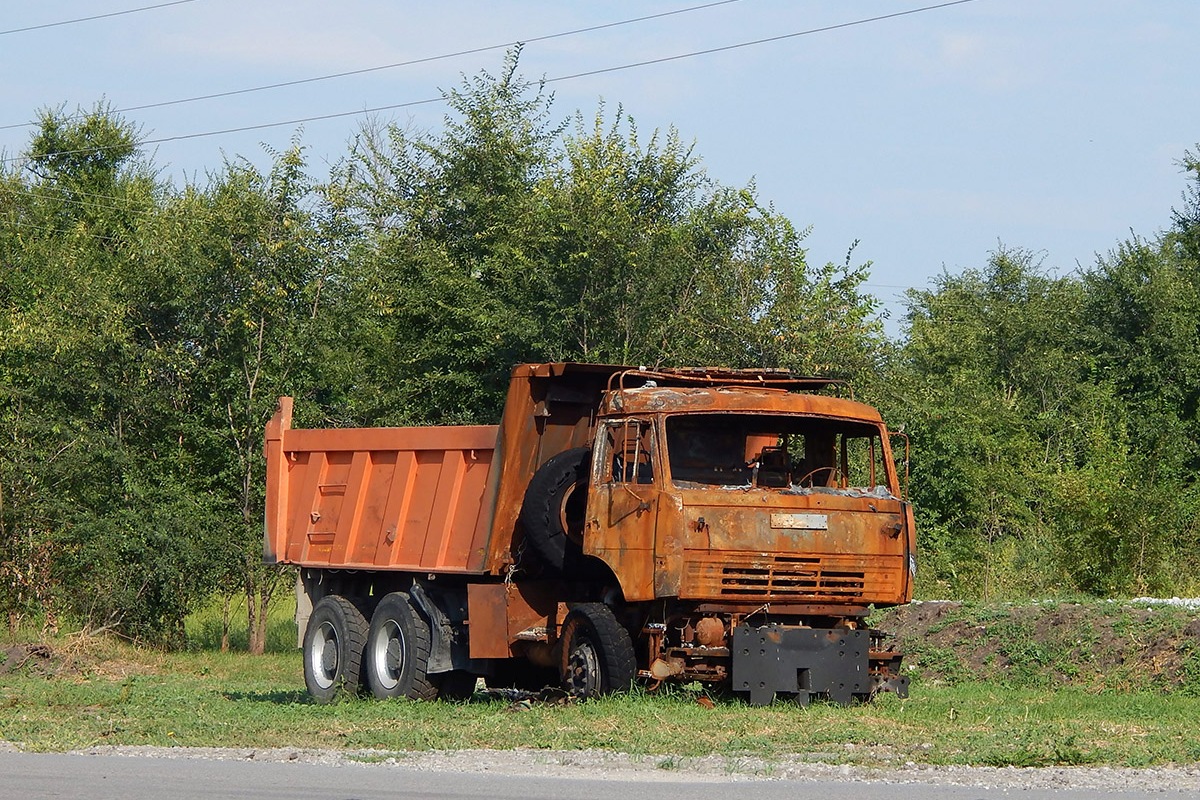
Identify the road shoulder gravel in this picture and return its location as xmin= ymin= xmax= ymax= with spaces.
xmin=39 ymin=744 xmax=1200 ymax=794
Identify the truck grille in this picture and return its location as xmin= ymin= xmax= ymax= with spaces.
xmin=682 ymin=552 xmax=867 ymax=600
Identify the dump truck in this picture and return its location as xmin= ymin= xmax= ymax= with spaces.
xmin=264 ymin=362 xmax=914 ymax=705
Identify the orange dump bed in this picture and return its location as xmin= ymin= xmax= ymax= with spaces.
xmin=264 ymin=398 xmax=498 ymax=573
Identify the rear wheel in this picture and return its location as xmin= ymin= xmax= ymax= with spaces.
xmin=560 ymin=603 xmax=636 ymax=698
xmin=365 ymin=592 xmax=439 ymax=700
xmin=303 ymin=595 xmax=368 ymax=703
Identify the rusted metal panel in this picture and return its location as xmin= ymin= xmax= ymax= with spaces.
xmin=604 ymin=385 xmax=884 ymax=423
xmin=466 ymin=581 xmax=565 ymax=659
xmin=265 ymin=399 xmax=498 ymax=573
xmin=668 ymin=494 xmax=910 ymax=605
xmin=584 ymin=484 xmax=658 ymax=602
xmin=466 ymin=584 xmax=511 ymax=659
xmin=484 ymin=365 xmax=613 ymax=574
xmin=680 ymin=550 xmax=907 ymax=604
xmin=584 ymin=417 xmax=661 ymax=601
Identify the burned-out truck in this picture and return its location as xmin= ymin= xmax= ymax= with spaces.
xmin=264 ymin=363 xmax=914 ymax=705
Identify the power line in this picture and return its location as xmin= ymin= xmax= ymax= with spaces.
xmin=0 ymin=0 xmax=982 ymax=166
xmin=547 ymin=0 xmax=978 ymax=82
xmin=2 ymin=185 xmax=161 ymax=218
xmin=0 ymin=0 xmax=743 ymax=132
xmin=2 ymin=217 xmax=132 ymax=246
xmin=0 ymin=0 xmax=200 ymax=37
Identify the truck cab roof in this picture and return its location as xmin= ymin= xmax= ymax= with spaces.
xmin=511 ymin=362 xmax=877 ymax=423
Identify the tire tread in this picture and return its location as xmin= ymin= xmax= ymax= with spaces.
xmin=518 ymin=447 xmax=590 ymax=573
xmin=304 ymin=594 xmax=369 ymax=703
xmin=562 ymin=602 xmax=636 ymax=696
xmin=366 ymin=592 xmax=440 ymax=701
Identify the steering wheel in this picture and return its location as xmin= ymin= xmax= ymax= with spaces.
xmin=795 ymin=465 xmax=841 ymax=488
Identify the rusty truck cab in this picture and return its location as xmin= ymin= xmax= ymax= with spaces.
xmin=581 ymin=368 xmax=914 ymax=703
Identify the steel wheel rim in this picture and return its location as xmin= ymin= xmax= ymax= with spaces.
xmin=559 ymin=481 xmax=586 ymax=546
xmin=371 ymin=619 xmax=406 ymax=691
xmin=566 ymin=636 xmax=601 ymax=695
xmin=309 ymin=620 xmax=339 ymax=690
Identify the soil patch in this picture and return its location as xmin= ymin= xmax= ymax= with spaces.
xmin=1 ymin=644 xmax=55 ymax=676
xmin=1 ymin=638 xmax=156 ymax=680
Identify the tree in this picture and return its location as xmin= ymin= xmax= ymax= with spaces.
xmin=338 ymin=53 xmax=887 ymax=425
xmin=0 ymin=106 xmax=221 ymax=643
xmin=892 ymin=249 xmax=1114 ymax=596
xmin=1073 ymin=153 xmax=1200 ymax=593
xmin=895 ymin=225 xmax=1200 ymax=598
xmin=146 ymin=141 xmax=353 ymax=653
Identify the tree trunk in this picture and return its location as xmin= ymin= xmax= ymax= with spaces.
xmin=245 ymin=572 xmax=262 ymax=655
xmin=253 ymin=588 xmax=270 ymax=655
xmin=244 ymin=561 xmax=283 ymax=655
xmin=220 ymin=593 xmax=233 ymax=653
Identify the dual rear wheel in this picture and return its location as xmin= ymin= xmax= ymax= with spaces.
xmin=303 ymin=592 xmax=449 ymax=703
xmin=303 ymin=595 xmax=368 ymax=702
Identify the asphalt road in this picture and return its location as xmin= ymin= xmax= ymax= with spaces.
xmin=1 ymin=751 xmax=1195 ymax=800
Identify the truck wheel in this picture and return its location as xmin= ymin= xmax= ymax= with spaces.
xmin=365 ymin=592 xmax=439 ymax=700
xmin=560 ymin=603 xmax=636 ymax=697
xmin=304 ymin=595 xmax=369 ymax=703
xmin=519 ymin=446 xmax=590 ymax=573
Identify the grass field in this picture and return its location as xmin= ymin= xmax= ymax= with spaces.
xmin=3 ymin=633 xmax=1200 ymax=768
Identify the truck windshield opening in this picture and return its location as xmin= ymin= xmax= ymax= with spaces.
xmin=665 ymin=413 xmax=894 ymax=495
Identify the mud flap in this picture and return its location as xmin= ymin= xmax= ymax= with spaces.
xmin=732 ymin=624 xmax=870 ymax=706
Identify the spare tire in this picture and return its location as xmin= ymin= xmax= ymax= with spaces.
xmin=518 ymin=446 xmax=591 ymax=574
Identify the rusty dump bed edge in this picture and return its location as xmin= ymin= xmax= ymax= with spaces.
xmin=264 ymin=397 xmax=499 ymax=574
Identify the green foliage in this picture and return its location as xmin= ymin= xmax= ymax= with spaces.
xmin=1 ymin=58 xmax=887 ymax=642
xmin=4 ymin=51 xmax=1200 ymax=644
xmin=0 ymin=106 xmax=215 ymax=642
xmin=334 ymin=52 xmax=885 ymax=425
xmin=185 ymin=593 xmax=297 ymax=653
xmin=890 ymin=196 xmax=1200 ymax=597
xmin=546 ymin=107 xmax=885 ymax=380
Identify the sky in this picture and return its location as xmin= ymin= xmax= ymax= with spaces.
xmin=3 ymin=0 xmax=1198 ymax=334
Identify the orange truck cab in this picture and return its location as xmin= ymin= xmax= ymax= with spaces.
xmin=265 ymin=363 xmax=914 ymax=705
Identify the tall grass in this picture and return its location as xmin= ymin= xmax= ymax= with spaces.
xmin=183 ymin=594 xmax=297 ymax=654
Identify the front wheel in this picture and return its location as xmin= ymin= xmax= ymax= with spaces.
xmin=304 ymin=595 xmax=369 ymax=703
xmin=559 ymin=603 xmax=636 ymax=698
xmin=365 ymin=592 xmax=439 ymax=700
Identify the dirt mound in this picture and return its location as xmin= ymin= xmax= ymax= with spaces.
xmin=875 ymin=601 xmax=1200 ymax=691
xmin=1 ymin=635 xmax=158 ymax=680
xmin=0 ymin=644 xmax=56 ymax=676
